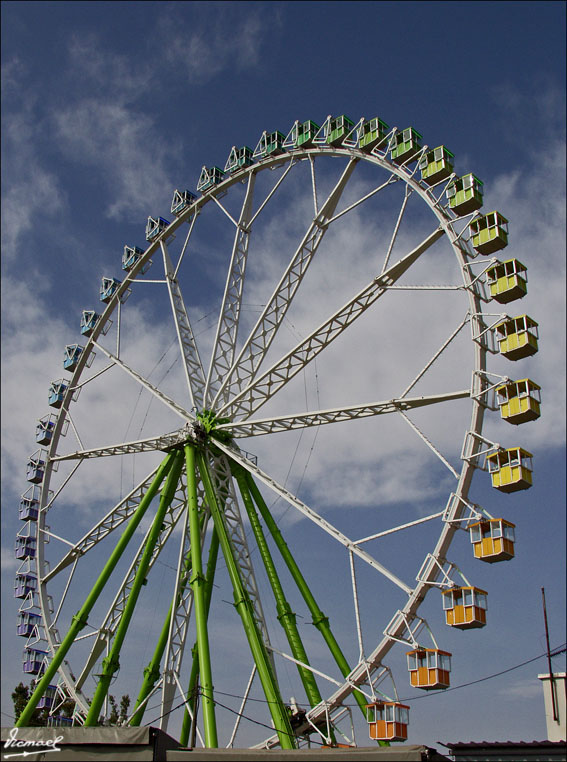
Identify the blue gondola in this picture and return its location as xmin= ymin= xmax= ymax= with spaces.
xmin=15 ymin=536 xmax=36 ymax=560
xmin=19 ymin=487 xmax=40 ymax=521
xmin=36 ymin=415 xmax=56 ymax=445
xmin=145 ymin=216 xmax=170 ymax=242
xmin=122 ymin=245 xmax=151 ymax=274
xmin=100 ymin=277 xmax=121 ymax=303
xmin=15 ymin=573 xmax=37 ymax=599
xmin=23 ymin=648 xmax=47 ymax=675
xmin=27 ymin=452 xmax=46 ymax=484
xmin=47 ymin=716 xmax=73 ymax=727
xmin=63 ymin=344 xmax=84 ymax=372
xmin=38 ymin=685 xmax=58 ymax=710
xmin=48 ymin=380 xmax=67 ymax=409
xmin=80 ymin=310 xmax=100 ymax=337
xmin=171 ymin=189 xmax=198 ymax=215
xmin=17 ymin=611 xmax=41 ymax=637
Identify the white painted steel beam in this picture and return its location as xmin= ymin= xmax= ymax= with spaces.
xmin=219 ymin=390 xmax=470 ymax=437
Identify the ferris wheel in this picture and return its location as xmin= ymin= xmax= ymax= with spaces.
xmin=15 ymin=114 xmax=541 ymax=748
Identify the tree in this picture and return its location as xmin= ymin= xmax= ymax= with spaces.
xmin=12 ymin=681 xmax=129 ymax=727
xmin=11 ymin=682 xmax=48 ymax=727
xmin=107 ymin=694 xmax=131 ymax=725
xmin=119 ymin=694 xmax=131 ymax=724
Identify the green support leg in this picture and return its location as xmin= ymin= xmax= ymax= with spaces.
xmin=196 ymin=451 xmax=297 ymax=750
xmin=184 ymin=445 xmax=217 ymax=747
xmin=84 ymin=451 xmax=184 ymax=726
xmin=243 ymin=470 xmax=377 ymax=734
xmin=16 ymin=452 xmax=178 ymax=729
xmin=179 ymin=527 xmax=220 ymax=747
xmin=130 ymin=493 xmax=212 ymax=728
xmin=233 ymin=465 xmax=324 ymax=711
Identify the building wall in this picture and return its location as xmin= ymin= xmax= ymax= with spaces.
xmin=538 ymin=672 xmax=567 ymax=742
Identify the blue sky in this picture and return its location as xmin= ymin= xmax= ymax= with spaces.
xmin=1 ymin=0 xmax=565 ymax=749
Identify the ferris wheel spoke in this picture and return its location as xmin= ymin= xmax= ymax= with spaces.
xmin=50 ymin=428 xmax=189 ymax=462
xmin=325 ymin=173 xmax=399 ymax=226
xmin=41 ymin=460 xmax=83 ymax=512
xmin=161 ymin=240 xmax=206 ymax=410
xmin=92 ymin=340 xmax=193 ymax=420
xmin=214 ymin=440 xmax=413 ymax=596
xmin=172 ymin=207 xmax=199 ymax=279
xmin=309 ymin=155 xmax=318 ymax=214
xmin=265 ymin=644 xmax=357 ymax=693
xmin=397 ymin=410 xmax=460 ymax=478
xmin=227 ymin=665 xmax=257 ymax=748
xmin=205 ymin=172 xmax=257 ymax=405
xmin=49 ymin=556 xmax=80 ymax=631
xmin=354 ymin=511 xmax=446 ymax=545
xmin=381 ymin=182 xmax=412 ymax=274
xmin=220 ymin=226 xmax=444 ymax=420
xmin=212 ymin=158 xmax=359 ymax=409
xmin=64 ymin=410 xmax=85 ymax=450
xmin=219 ymin=390 xmax=470 ymax=437
xmin=247 ymin=156 xmax=296 ymax=228
xmin=400 ymin=313 xmax=471 ymax=398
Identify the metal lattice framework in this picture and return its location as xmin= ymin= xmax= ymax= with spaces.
xmin=15 ymin=116 xmax=538 ymax=748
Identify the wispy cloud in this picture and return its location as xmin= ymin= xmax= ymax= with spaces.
xmin=481 ymin=140 xmax=566 ymax=450
xmin=0 ymin=550 xmax=20 ymax=572
xmin=498 ymin=678 xmax=544 ymax=699
xmin=66 ymin=34 xmax=157 ymax=104
xmin=0 ymin=275 xmax=72 ymax=496
xmin=45 ymin=32 xmax=182 ymax=221
xmin=51 ymin=98 xmax=178 ymax=221
xmin=161 ymin=11 xmax=265 ymax=83
xmin=1 ymin=62 xmax=66 ymax=258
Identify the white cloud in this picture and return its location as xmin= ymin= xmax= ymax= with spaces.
xmin=498 ymin=678 xmax=544 ymax=699
xmin=0 ymin=81 xmax=66 ymax=258
xmin=51 ymin=99 xmax=178 ymax=222
xmin=28 ymin=34 xmax=182 ymax=224
xmin=161 ymin=12 xmax=265 ymax=83
xmin=1 ymin=275 xmax=72 ymax=496
xmin=481 ymin=143 xmax=566 ymax=450
xmin=1 ymin=550 xmax=20 ymax=572
xmin=66 ymin=34 xmax=156 ymax=103
xmin=1 ymin=56 xmax=25 ymax=92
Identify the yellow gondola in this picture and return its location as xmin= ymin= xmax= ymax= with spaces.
xmin=470 ymin=211 xmax=508 ymax=254
xmin=442 ymin=586 xmax=487 ymax=629
xmin=495 ymin=315 xmax=539 ymax=361
xmin=406 ymin=648 xmax=451 ymax=689
xmin=486 ymin=447 xmax=533 ymax=492
xmin=496 ymin=379 xmax=541 ymax=424
xmin=366 ymin=701 xmax=409 ymax=742
xmin=486 ymin=259 xmax=527 ymax=304
xmin=469 ymin=519 xmax=515 ymax=562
